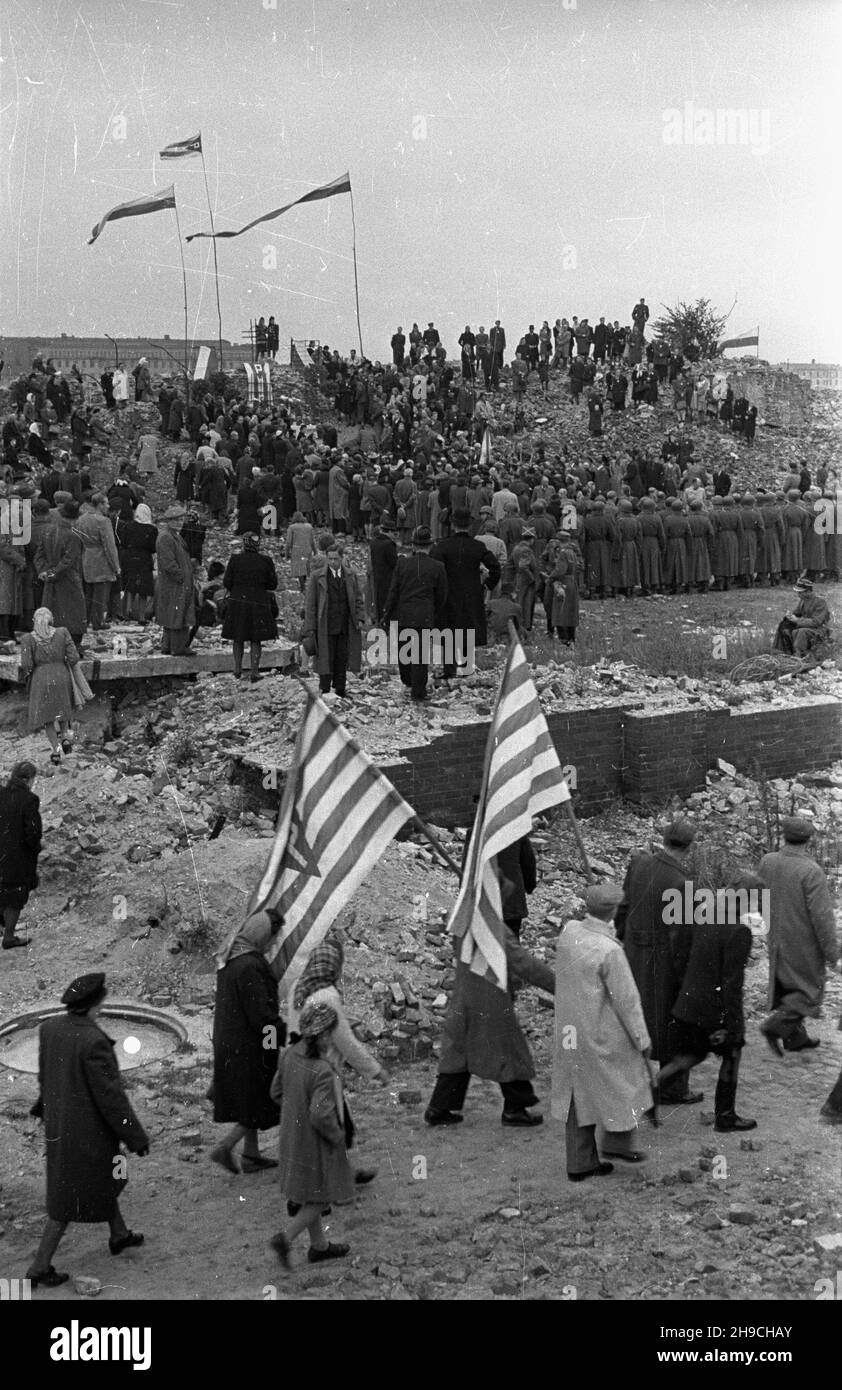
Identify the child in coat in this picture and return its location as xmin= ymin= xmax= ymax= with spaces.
xmin=269 ymin=1001 xmax=354 ymax=1269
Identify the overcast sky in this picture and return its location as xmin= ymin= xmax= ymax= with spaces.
xmin=3 ymin=0 xmax=841 ymax=364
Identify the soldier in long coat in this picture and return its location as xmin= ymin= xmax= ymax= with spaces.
xmin=583 ymin=500 xmax=616 ymax=598
xmin=154 ymin=505 xmax=196 ymax=654
xmin=757 ymin=493 xmax=785 ymax=584
xmin=612 ymin=499 xmax=641 ymax=595
xmin=615 ymin=821 xmax=700 ymax=1103
xmin=760 ymin=817 xmax=839 ymax=1053
xmin=662 ymin=499 xmax=690 ymax=593
xmin=710 ymin=495 xmax=741 ymax=589
xmin=802 ymin=490 xmax=827 ymax=580
xmin=781 ymin=488 xmax=808 ymax=580
xmin=26 ymin=973 xmax=149 ymax=1287
xmin=737 ymin=493 xmax=765 ymax=586
xmin=685 ymin=499 xmax=714 ymax=592
xmin=638 ymin=497 xmax=665 ymax=594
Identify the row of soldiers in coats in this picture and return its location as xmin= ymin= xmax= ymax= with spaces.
xmin=425 ymin=814 xmax=842 ymax=1178
xmin=572 ymin=489 xmax=841 ymax=597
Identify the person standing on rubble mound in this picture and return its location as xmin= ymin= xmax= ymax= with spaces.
xmin=154 ymin=504 xmax=196 ymax=656
xmin=759 ymin=817 xmax=839 ymax=1057
xmin=614 ymin=820 xmax=701 ymax=1106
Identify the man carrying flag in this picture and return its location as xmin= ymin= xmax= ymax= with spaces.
xmin=424 ymin=633 xmax=570 ymax=1129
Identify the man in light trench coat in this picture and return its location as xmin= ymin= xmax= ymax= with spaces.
xmin=552 ymin=883 xmax=653 ymax=1181
xmin=759 ymin=816 xmax=839 ymax=1054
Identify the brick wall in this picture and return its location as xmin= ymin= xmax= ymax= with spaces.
xmin=233 ymin=696 xmax=841 ymax=827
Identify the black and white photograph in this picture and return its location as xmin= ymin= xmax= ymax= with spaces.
xmin=0 ymin=0 xmax=840 ymax=1354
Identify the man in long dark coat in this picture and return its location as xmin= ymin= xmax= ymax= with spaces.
xmin=381 ymin=525 xmax=447 ymax=701
xmin=26 ymin=973 xmax=149 ymax=1287
xmin=431 ymin=507 xmax=500 ymax=679
xmin=615 ymin=820 xmax=701 ymax=1104
xmin=368 ymin=517 xmax=399 ymax=621
xmin=759 ymin=817 xmax=839 ymax=1054
xmin=583 ymin=499 xmax=616 ymax=598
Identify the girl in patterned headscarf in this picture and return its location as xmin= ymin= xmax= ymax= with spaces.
xmin=286 ymin=933 xmax=388 ymax=1202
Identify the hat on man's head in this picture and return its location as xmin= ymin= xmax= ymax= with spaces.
xmin=412 ymin=525 xmax=432 ymax=546
xmin=663 ymin=819 xmax=695 ymax=848
xmin=317 ymin=532 xmax=337 ymax=552
xmin=781 ymin=815 xmax=814 ymax=844
xmin=161 ymin=504 xmax=186 ymax=521
xmin=451 ymin=507 xmax=471 ymax=528
xmin=584 ymin=882 xmax=625 ymax=916
xmin=794 ymin=577 xmax=813 ymax=593
xmin=61 ymin=972 xmax=107 ymax=1011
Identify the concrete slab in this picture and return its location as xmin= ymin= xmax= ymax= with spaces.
xmin=0 ymin=639 xmax=297 ymax=686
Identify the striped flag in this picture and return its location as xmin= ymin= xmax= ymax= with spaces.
xmin=159 ymin=132 xmax=202 ymax=160
xmin=243 ymin=360 xmax=273 ymax=408
xmin=88 ymin=186 xmax=176 ymax=245
xmin=217 ymin=689 xmax=415 ymax=981
xmin=186 ymin=171 xmax=351 ymax=242
xmin=719 ymin=329 xmax=759 ymax=351
xmin=451 ymin=635 xmax=571 ymax=990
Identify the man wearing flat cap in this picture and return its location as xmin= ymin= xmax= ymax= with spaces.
xmin=154 ymin=505 xmax=196 ymax=655
xmin=381 ymin=525 xmax=447 ymax=702
xmin=759 ymin=817 xmax=839 ymax=1055
xmin=552 ymin=884 xmax=652 ymax=1180
xmin=26 ymin=973 xmax=149 ymax=1287
xmin=615 ymin=821 xmax=701 ymax=1104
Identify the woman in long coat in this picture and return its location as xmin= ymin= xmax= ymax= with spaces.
xmin=0 ymin=535 xmax=26 ymax=639
xmin=221 ymin=533 xmax=278 ymax=681
xmin=34 ymin=500 xmax=87 ymax=646
xmin=117 ymin=502 xmax=158 ymax=622
xmin=0 ymin=759 xmax=41 ymax=948
xmin=313 ymin=465 xmax=331 ymax=524
xmin=20 ymin=607 xmax=81 ymax=763
xmin=211 ymin=910 xmax=285 ymax=1175
xmin=235 ymin=478 xmax=263 ymax=536
xmin=26 ymin=972 xmax=149 ymax=1286
xmin=154 ymin=507 xmax=196 ymax=655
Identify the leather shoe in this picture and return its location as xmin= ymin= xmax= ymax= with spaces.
xmin=307 ymin=1241 xmax=350 ymax=1263
xmin=241 ymin=1154 xmax=278 ymax=1172
xmin=714 ymin=1114 xmax=757 ymax=1132
xmin=569 ymin=1162 xmax=614 ymax=1183
xmin=660 ymin=1090 xmax=704 ymax=1105
xmin=502 ymin=1110 xmax=543 ymax=1127
xmin=784 ymin=1034 xmax=820 ymax=1052
xmin=2 ymin=936 xmax=29 ymax=949
xmin=424 ymin=1108 xmax=463 ymax=1126
xmin=28 ymin=1266 xmax=70 ymax=1288
xmin=354 ymin=1167 xmax=377 ymax=1185
xmin=601 ymin=1149 xmax=646 ymax=1162
xmin=819 ymin=1105 xmax=842 ymax=1125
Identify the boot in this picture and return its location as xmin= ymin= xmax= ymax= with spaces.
xmin=783 ymin=1022 xmax=820 ymax=1052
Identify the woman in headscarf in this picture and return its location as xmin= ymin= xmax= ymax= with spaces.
xmin=287 ymin=934 xmax=388 ymax=1201
xmin=116 ymin=501 xmax=157 ymax=624
xmin=173 ymin=450 xmax=196 ymax=504
xmin=210 ymin=909 xmax=286 ymax=1175
xmin=221 ymin=532 xmax=278 ymax=682
xmin=269 ymin=1001 xmax=355 ymax=1270
xmin=19 ymin=608 xmax=81 ymax=764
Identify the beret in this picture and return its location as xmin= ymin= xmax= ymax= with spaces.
xmin=61 ymin=972 xmax=107 ymax=1010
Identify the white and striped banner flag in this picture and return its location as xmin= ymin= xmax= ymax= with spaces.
xmin=217 ymin=688 xmax=415 ymax=982
xmin=243 ymin=360 xmax=273 ymax=407
xmin=451 ymin=634 xmax=571 ymax=990
xmin=88 ymin=185 xmax=176 ymax=245
xmin=186 ymin=170 xmax=351 ymax=242
xmin=159 ymin=132 xmax=202 ymax=160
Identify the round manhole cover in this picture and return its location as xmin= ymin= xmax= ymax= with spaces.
xmin=0 ymin=1004 xmax=188 ymax=1074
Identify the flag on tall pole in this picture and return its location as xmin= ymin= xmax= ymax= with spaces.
xmin=719 ymin=329 xmax=760 ymax=351
xmin=159 ymin=132 xmax=202 ymax=160
xmin=450 ymin=634 xmax=571 ymax=990
xmin=87 ymin=186 xmax=176 ymax=244
xmin=216 ymin=689 xmax=415 ymax=981
xmin=185 ymin=171 xmax=351 ymax=242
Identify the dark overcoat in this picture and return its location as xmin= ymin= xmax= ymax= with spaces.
xmin=304 ymin=566 xmax=366 ymax=676
xmin=35 ymin=519 xmax=86 ymax=634
xmin=438 ymin=927 xmax=554 ymax=1082
xmin=0 ymin=783 xmax=42 ymax=887
xmin=221 ymin=551 xmax=278 ymax=643
xmin=37 ymin=1013 xmax=148 ymax=1222
xmin=430 ymin=532 xmax=501 ymax=645
xmin=212 ymin=951 xmax=282 ymax=1130
xmin=615 ymin=848 xmax=694 ymax=1061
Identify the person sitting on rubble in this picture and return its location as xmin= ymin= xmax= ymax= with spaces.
xmin=486 ymin=578 xmax=522 ymax=642
xmin=772 ymin=577 xmax=831 ymax=662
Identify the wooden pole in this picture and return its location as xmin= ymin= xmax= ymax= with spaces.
xmin=199 ymin=140 xmax=225 ymax=368
xmin=411 ymin=816 xmax=462 ymax=879
xmin=171 ymin=199 xmax=190 ymax=394
xmin=348 ymin=179 xmax=364 ymax=359
xmin=562 ymin=799 xmax=594 ymax=883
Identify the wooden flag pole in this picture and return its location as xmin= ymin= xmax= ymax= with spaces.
xmin=348 ymin=179 xmax=364 ymax=359
xmin=199 ymin=135 xmax=225 ymax=365
xmin=411 ymin=816 xmax=462 ymax=879
xmin=171 ymin=198 xmax=190 ymax=392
